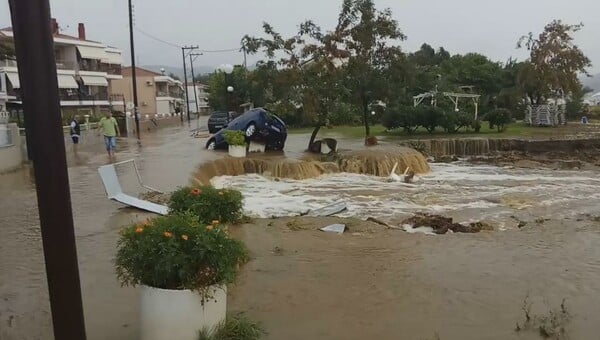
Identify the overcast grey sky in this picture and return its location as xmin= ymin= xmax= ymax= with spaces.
xmin=1 ymin=0 xmax=599 ymax=73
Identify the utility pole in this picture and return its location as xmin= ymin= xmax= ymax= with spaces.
xmin=181 ymin=45 xmax=198 ymax=124
xmin=189 ymin=53 xmax=202 ymax=116
xmin=8 ymin=0 xmax=87 ymax=339
xmin=128 ymin=0 xmax=141 ymax=138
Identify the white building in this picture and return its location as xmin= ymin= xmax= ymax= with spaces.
xmin=0 ymin=19 xmax=123 ymax=118
xmin=186 ymin=83 xmax=210 ymax=114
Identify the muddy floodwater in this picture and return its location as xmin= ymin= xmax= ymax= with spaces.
xmin=1 ymin=123 xmax=599 ymax=340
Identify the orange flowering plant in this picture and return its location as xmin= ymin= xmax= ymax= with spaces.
xmin=168 ymin=186 xmax=243 ymax=224
xmin=115 ymin=213 xmax=248 ymax=292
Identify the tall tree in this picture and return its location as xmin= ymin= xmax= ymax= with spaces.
xmin=517 ymin=20 xmax=591 ymax=104
xmin=243 ymin=20 xmax=345 ymax=149
xmin=0 ymin=39 xmax=15 ymax=60
xmin=332 ymin=0 xmax=406 ymax=140
xmin=207 ymin=65 xmax=250 ymax=112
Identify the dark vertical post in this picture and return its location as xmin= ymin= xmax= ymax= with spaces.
xmin=128 ymin=0 xmax=141 ymax=138
xmin=189 ymin=54 xmax=200 ymax=115
xmin=8 ymin=1 xmax=87 ymax=339
xmin=181 ymin=48 xmax=190 ymax=123
xmin=224 ymin=72 xmax=229 ymax=112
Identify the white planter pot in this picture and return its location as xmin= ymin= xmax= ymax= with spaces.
xmin=228 ymin=145 xmax=247 ymax=158
xmin=248 ymin=141 xmax=266 ymax=153
xmin=140 ymin=285 xmax=227 ymax=340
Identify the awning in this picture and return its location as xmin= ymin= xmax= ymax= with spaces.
xmin=76 ymin=45 xmax=107 ymax=60
xmin=5 ymin=73 xmax=78 ymax=89
xmin=103 ymin=51 xmax=123 ymax=65
xmin=57 ymin=75 xmax=79 ymax=89
xmin=6 ymin=72 xmax=20 ymax=88
xmin=80 ymin=75 xmax=108 ymax=87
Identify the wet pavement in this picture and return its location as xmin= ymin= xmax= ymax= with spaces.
xmin=1 ymin=120 xmax=600 ymax=339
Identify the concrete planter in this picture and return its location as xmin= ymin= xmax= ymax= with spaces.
xmin=248 ymin=141 xmax=266 ymax=153
xmin=140 ymin=285 xmax=227 ymax=340
xmin=228 ymin=145 xmax=247 ymax=158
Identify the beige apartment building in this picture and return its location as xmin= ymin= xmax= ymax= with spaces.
xmin=111 ymin=67 xmax=185 ymax=117
xmin=0 ymin=19 xmax=123 ymax=120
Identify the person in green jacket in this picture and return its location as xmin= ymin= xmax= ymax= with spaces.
xmin=98 ymin=111 xmax=120 ymax=158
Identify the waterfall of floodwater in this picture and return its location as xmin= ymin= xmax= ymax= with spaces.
xmin=337 ymin=147 xmax=430 ymax=175
xmin=193 ymin=146 xmax=430 ymax=184
xmin=424 ymin=139 xmax=491 ymax=157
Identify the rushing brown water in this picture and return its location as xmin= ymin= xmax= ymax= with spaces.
xmin=193 ymin=145 xmax=429 ymax=184
xmin=1 ymin=122 xmax=599 ymax=340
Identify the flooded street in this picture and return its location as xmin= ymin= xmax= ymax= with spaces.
xmin=1 ymin=123 xmax=600 ymax=339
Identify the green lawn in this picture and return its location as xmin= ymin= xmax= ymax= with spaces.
xmin=288 ymin=122 xmax=592 ymax=140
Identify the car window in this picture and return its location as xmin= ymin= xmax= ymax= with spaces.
xmin=211 ymin=112 xmax=227 ymax=119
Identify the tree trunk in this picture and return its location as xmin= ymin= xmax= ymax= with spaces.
xmin=308 ymin=125 xmax=321 ymax=151
xmin=362 ymin=97 xmax=370 ymax=137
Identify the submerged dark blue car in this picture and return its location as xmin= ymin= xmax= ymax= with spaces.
xmin=205 ymin=108 xmax=287 ymax=151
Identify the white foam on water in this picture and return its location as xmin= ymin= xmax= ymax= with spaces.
xmin=402 ymin=224 xmax=436 ymax=235
xmin=210 ymin=163 xmax=600 ymax=224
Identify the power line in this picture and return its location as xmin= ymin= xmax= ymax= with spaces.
xmin=133 ymin=26 xmax=241 ymax=54
xmin=198 ymin=48 xmax=241 ymax=53
xmin=134 ymin=26 xmax=181 ymax=48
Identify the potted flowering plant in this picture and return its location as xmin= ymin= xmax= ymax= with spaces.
xmin=115 ymin=212 xmax=248 ymax=340
xmin=223 ymin=130 xmax=247 ymax=158
xmin=168 ymin=185 xmax=244 ymax=225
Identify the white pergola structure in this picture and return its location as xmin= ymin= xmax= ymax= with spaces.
xmin=413 ymin=91 xmax=481 ymax=119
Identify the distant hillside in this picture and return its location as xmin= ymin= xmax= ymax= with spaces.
xmin=141 ymin=65 xmax=215 ymax=80
xmin=582 ymin=73 xmax=600 ymax=92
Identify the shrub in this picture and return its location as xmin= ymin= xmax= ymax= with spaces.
xmin=418 ymin=106 xmax=444 ymax=133
xmin=381 ymin=110 xmax=402 ymax=130
xmin=198 ymin=313 xmax=266 ymax=340
xmin=439 ymin=111 xmax=459 ymax=133
xmin=115 ymin=213 xmax=248 ymax=294
xmin=487 ymin=108 xmax=512 ymax=132
xmin=223 ymin=130 xmax=246 ymax=146
xmin=169 ymin=186 xmax=244 ymax=224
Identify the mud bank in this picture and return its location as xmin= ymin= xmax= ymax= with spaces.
xmin=402 ymin=137 xmax=600 ymax=158
xmin=228 ymin=216 xmax=600 ymax=340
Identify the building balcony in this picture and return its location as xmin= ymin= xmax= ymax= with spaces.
xmin=55 ymin=59 xmax=77 ymax=70
xmin=78 ymin=59 xmax=103 ymax=72
xmin=100 ymin=64 xmax=122 ymax=76
xmin=2 ymin=59 xmax=79 ymax=71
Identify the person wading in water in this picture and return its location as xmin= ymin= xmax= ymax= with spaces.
xmin=98 ymin=111 xmax=120 ymax=158
xmin=70 ymin=115 xmax=81 ymax=152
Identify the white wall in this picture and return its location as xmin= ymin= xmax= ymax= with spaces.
xmin=156 ymin=100 xmax=171 ymax=115
xmin=0 ymin=123 xmax=23 ymax=173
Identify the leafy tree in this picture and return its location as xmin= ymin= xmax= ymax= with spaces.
xmin=168 ymin=72 xmax=181 ymax=81
xmin=439 ymin=53 xmax=504 ymax=113
xmin=565 ymin=85 xmax=593 ymax=118
xmin=332 ymin=0 xmax=406 ymax=140
xmin=243 ymin=20 xmax=345 ymax=149
xmin=0 ymin=39 xmax=15 ymax=60
xmin=496 ymin=58 xmax=526 ymax=118
xmin=207 ymin=66 xmax=250 ymax=112
xmin=517 ymin=20 xmax=591 ymax=104
xmin=193 ymin=73 xmax=211 ymax=84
